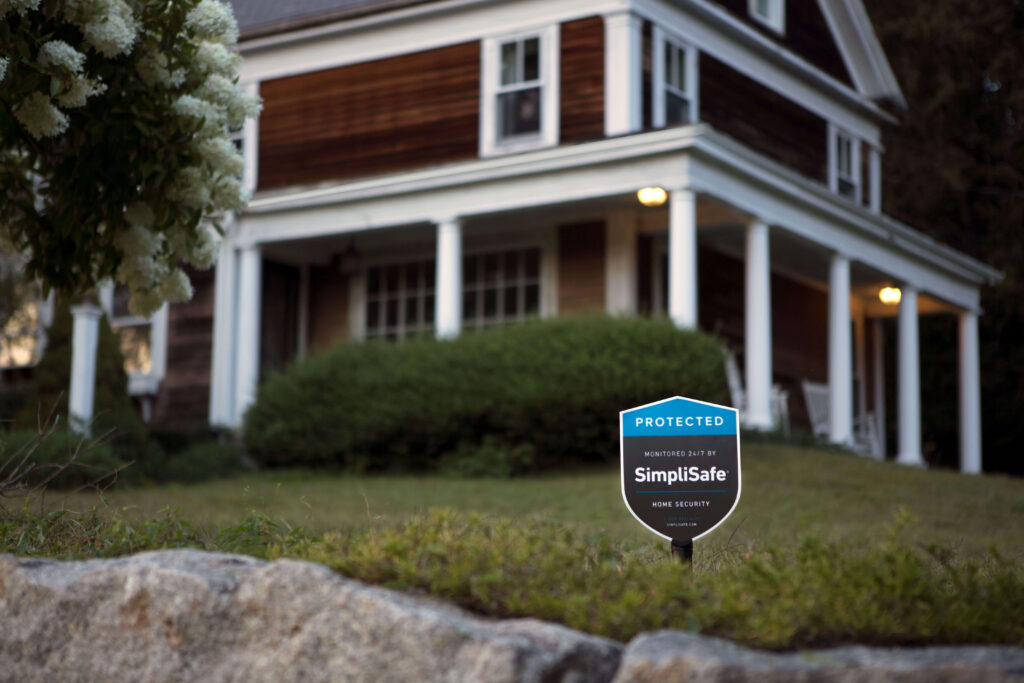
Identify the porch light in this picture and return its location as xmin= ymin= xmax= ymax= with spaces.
xmin=637 ymin=186 xmax=667 ymax=207
xmin=879 ymin=286 xmax=902 ymax=305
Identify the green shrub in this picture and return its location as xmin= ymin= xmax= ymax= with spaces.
xmin=243 ymin=317 xmax=729 ymax=472
xmin=0 ymin=382 xmax=34 ymax=430
xmin=160 ymin=441 xmax=247 ymax=483
xmin=1 ymin=428 xmax=127 ymax=490
xmin=437 ymin=437 xmax=536 ymax=478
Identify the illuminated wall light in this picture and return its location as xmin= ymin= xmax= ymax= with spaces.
xmin=879 ymin=286 xmax=902 ymax=305
xmin=637 ymin=187 xmax=667 ymax=207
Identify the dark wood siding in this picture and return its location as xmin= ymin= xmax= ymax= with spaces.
xmin=558 ymin=221 xmax=605 ymax=313
xmin=151 ymin=267 xmax=214 ymax=427
xmin=258 ymin=41 xmax=480 ymax=190
xmin=700 ymin=54 xmax=828 ymax=184
xmin=708 ymin=0 xmax=853 ymax=86
xmin=560 ymin=16 xmax=605 ymax=144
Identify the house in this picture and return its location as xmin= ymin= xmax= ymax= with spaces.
xmin=3 ymin=0 xmax=1000 ymax=472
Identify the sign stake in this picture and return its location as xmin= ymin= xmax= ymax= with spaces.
xmin=670 ymin=538 xmax=693 ymax=565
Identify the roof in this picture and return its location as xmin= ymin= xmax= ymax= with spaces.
xmin=227 ymin=0 xmax=444 ymax=39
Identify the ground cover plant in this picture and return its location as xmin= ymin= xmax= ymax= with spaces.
xmin=3 ymin=443 xmax=1022 ymax=650
xmin=243 ymin=317 xmax=729 ymax=472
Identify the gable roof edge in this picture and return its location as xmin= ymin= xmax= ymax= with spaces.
xmin=818 ymin=0 xmax=907 ymax=111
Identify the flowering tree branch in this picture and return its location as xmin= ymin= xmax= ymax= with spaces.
xmin=0 ymin=0 xmax=260 ymax=315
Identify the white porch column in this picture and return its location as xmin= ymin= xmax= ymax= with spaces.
xmin=872 ymin=319 xmax=887 ymax=459
xmin=234 ymin=244 xmax=262 ymax=426
xmin=209 ymin=236 xmax=238 ymax=427
xmin=605 ymin=210 xmax=638 ymax=315
xmin=603 ymin=10 xmax=642 ymax=137
xmin=297 ymin=264 xmax=311 ymax=358
xmin=853 ymin=302 xmax=868 ymax=441
xmin=69 ymin=304 xmax=102 ymax=435
xmin=668 ymin=188 xmax=698 ymax=330
xmin=435 ymin=217 xmax=463 ymax=339
xmin=958 ymin=310 xmax=982 ymax=474
xmin=744 ymin=220 xmax=773 ymax=429
xmin=896 ymin=285 xmax=923 ymax=466
xmin=828 ymin=253 xmax=853 ymax=445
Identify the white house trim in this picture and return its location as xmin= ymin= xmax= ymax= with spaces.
xmin=604 ymin=9 xmax=644 ymax=136
xmin=958 ymin=310 xmax=982 ymax=474
xmin=241 ymin=81 xmax=260 ymax=195
xmin=651 ymin=24 xmax=699 ymax=128
xmin=209 ymin=224 xmax=239 ymax=427
xmin=747 ymin=0 xmax=785 ymax=35
xmin=827 ymin=252 xmax=853 ymax=445
xmin=744 ymin=219 xmax=773 ymax=429
xmin=896 ymin=285 xmax=923 ymax=466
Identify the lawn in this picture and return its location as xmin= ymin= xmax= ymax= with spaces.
xmin=43 ymin=441 xmax=1024 ymax=559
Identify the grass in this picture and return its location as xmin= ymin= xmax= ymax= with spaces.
xmin=34 ymin=442 xmax=1024 ymax=558
xmin=3 ymin=441 xmax=1023 ymax=650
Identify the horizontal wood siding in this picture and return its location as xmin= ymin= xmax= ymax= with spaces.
xmin=560 ymin=16 xmax=605 ymax=144
xmin=707 ymin=0 xmax=853 ymax=86
xmin=700 ymin=54 xmax=828 ymax=184
xmin=151 ymin=267 xmax=214 ymax=427
xmin=558 ymin=221 xmax=605 ymax=314
xmin=259 ymin=41 xmax=480 ymax=190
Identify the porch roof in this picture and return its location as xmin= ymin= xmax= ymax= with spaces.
xmin=240 ymin=124 xmax=1001 ymax=312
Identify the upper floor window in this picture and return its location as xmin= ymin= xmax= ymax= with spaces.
xmin=99 ymin=282 xmax=168 ymax=396
xmin=829 ymin=126 xmax=861 ymax=202
xmin=480 ymin=26 xmax=560 ymax=157
xmin=652 ymin=28 xmax=698 ymax=128
xmin=748 ymin=0 xmax=785 ymax=34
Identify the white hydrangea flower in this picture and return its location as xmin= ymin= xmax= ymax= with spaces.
xmin=13 ymin=92 xmax=69 ymax=139
xmin=82 ymin=0 xmax=139 ymax=57
xmin=197 ymin=136 xmax=243 ymax=176
xmin=185 ymin=0 xmax=239 ymax=44
xmin=124 ymin=202 xmax=155 ymax=227
xmin=226 ymin=89 xmax=262 ymax=130
xmin=114 ymin=224 xmax=163 ymax=262
xmin=157 ymin=267 xmax=193 ymax=303
xmin=167 ymin=166 xmax=211 ymax=209
xmin=0 ymin=0 xmax=40 ymax=16
xmin=0 ymin=57 xmax=8 ymax=82
xmin=128 ymin=287 xmax=164 ymax=317
xmin=136 ymin=49 xmax=185 ymax=88
xmin=195 ymin=40 xmax=240 ymax=76
xmin=212 ymin=175 xmax=245 ymax=212
xmin=56 ymin=75 xmax=106 ymax=108
xmin=172 ymin=93 xmax=225 ymax=134
xmin=189 ymin=224 xmax=220 ymax=270
xmin=38 ymin=40 xmax=85 ymax=73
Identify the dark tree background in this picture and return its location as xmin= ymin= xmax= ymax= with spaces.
xmin=864 ymin=0 xmax=1024 ymax=475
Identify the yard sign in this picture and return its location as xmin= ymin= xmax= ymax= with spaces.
xmin=620 ymin=396 xmax=741 ymax=542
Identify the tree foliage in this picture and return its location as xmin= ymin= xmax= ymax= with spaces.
xmin=864 ymin=0 xmax=1024 ymax=474
xmin=0 ymin=0 xmax=259 ymax=315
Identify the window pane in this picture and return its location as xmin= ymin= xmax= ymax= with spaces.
xmin=483 ymin=288 xmax=498 ymax=318
xmin=367 ymin=268 xmax=380 ymax=295
xmin=405 ymin=262 xmax=419 ymax=290
xmin=424 ymin=260 xmax=435 ymax=290
xmin=664 ymin=43 xmax=673 ymax=87
xmin=503 ymin=251 xmax=519 ymax=280
xmin=0 ymin=335 xmax=39 ymax=367
xmin=525 ymin=248 xmax=540 ymax=278
xmin=117 ymin=325 xmax=152 ymax=374
xmin=113 ymin=285 xmax=132 ymax=318
xmin=838 ymin=178 xmax=856 ymax=199
xmin=756 ymin=0 xmax=771 ymax=19
xmin=463 ymin=255 xmax=477 ymax=286
xmin=405 ymin=298 xmax=418 ymax=325
xmin=665 ymin=92 xmax=689 ymax=125
xmin=524 ymin=284 xmax=540 ymax=315
xmin=675 ymin=48 xmax=686 ymax=91
xmin=523 ymin=38 xmax=539 ymax=81
xmin=367 ymin=301 xmax=379 ymax=328
xmin=386 ymin=298 xmax=399 ymax=326
xmin=483 ymin=253 xmax=500 ymax=284
xmin=503 ymin=286 xmax=518 ymax=317
xmin=424 ymin=295 xmax=434 ymax=323
xmin=463 ymin=291 xmax=477 ymax=320
xmin=498 ymin=87 xmax=541 ymax=139
xmin=385 ymin=266 xmax=400 ymax=293
xmin=501 ymin=41 xmax=517 ymax=85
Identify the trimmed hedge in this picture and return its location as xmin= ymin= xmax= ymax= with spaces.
xmin=243 ymin=317 xmax=729 ymax=472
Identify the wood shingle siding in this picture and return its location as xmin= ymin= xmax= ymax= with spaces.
xmin=700 ymin=53 xmax=828 ymax=184
xmin=708 ymin=0 xmax=854 ymax=87
xmin=558 ymin=221 xmax=605 ymax=314
xmin=560 ymin=16 xmax=605 ymax=144
xmin=258 ymin=41 xmax=480 ymax=190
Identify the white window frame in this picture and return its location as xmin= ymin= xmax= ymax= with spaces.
xmin=652 ymin=26 xmax=699 ymax=129
xmin=99 ymin=282 xmax=168 ymax=396
xmin=748 ymin=0 xmax=785 ymax=35
xmin=461 ymin=244 xmax=544 ymax=331
xmin=828 ymin=124 xmax=862 ymax=203
xmin=361 ymin=256 xmax=437 ymax=341
xmin=480 ymin=24 xmax=560 ymax=158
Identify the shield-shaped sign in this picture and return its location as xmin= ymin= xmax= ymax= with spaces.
xmin=620 ymin=396 xmax=741 ymax=541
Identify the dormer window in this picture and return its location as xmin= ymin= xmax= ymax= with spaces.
xmin=749 ymin=0 xmax=785 ymax=34
xmin=829 ymin=126 xmax=861 ymax=202
xmin=480 ymin=26 xmax=559 ymax=157
xmin=652 ymin=27 xmax=698 ymax=128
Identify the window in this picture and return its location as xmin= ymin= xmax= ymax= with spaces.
xmin=830 ymin=126 xmax=861 ymax=202
xmin=748 ymin=0 xmax=785 ymax=34
xmin=364 ymin=260 xmax=435 ymax=341
xmin=0 ymin=285 xmax=44 ymax=368
xmin=99 ymin=282 xmax=167 ymax=395
xmin=481 ymin=26 xmax=559 ymax=156
xmin=652 ymin=28 xmax=697 ymax=128
xmin=462 ymin=247 xmax=541 ymax=329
